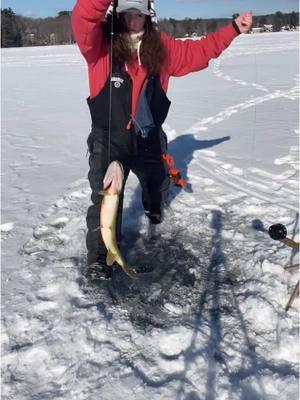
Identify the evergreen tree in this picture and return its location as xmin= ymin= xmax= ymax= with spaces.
xmin=1 ymin=8 xmax=22 ymax=47
xmin=259 ymin=15 xmax=267 ymax=26
xmin=58 ymin=11 xmax=72 ymax=18
xmin=207 ymin=19 xmax=217 ymax=33
xmin=290 ymin=11 xmax=299 ymax=28
xmin=274 ymin=11 xmax=284 ymax=31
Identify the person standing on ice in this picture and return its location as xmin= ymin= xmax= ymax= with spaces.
xmin=71 ymin=0 xmax=252 ymax=279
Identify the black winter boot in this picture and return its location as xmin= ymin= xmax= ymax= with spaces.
xmin=85 ymin=255 xmax=113 ymax=281
xmin=145 ymin=210 xmax=163 ymax=225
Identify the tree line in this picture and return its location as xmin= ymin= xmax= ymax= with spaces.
xmin=1 ymin=9 xmax=74 ymax=48
xmin=1 ymin=7 xmax=299 ymax=48
xmin=160 ymin=11 xmax=299 ymax=37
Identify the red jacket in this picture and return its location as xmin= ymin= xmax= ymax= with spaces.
xmin=72 ymin=0 xmax=239 ymax=118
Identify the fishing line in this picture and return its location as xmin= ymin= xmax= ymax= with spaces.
xmin=108 ymin=2 xmax=115 ymax=166
xmin=250 ymin=35 xmax=258 ymax=169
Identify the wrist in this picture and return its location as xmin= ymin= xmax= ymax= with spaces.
xmin=232 ymin=20 xmax=241 ymax=35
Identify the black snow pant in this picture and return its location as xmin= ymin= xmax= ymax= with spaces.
xmin=86 ymin=128 xmax=169 ymax=266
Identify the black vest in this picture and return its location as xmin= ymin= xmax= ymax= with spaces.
xmin=87 ymin=67 xmax=171 ymax=162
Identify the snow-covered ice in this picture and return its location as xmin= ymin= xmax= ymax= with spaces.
xmin=1 ymin=32 xmax=299 ymax=399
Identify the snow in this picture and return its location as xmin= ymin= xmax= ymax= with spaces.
xmin=1 ymin=32 xmax=299 ymax=399
xmin=0 ymin=222 xmax=14 ymax=233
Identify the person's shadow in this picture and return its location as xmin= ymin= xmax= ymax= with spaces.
xmin=168 ymin=134 xmax=230 ymax=195
xmin=122 ymin=133 xmax=230 ymax=249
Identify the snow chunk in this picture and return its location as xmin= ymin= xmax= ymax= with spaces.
xmin=159 ymin=328 xmax=192 ymax=357
xmin=239 ymin=297 xmax=276 ymax=334
xmin=49 ymin=217 xmax=69 ymax=228
xmin=274 ymin=155 xmax=293 ymax=165
xmin=67 ymin=190 xmax=87 ymax=200
xmin=261 ymin=259 xmax=283 ymax=275
xmin=164 ymin=303 xmax=183 ymax=315
xmin=201 ymin=150 xmax=217 ymax=157
xmin=232 ymin=167 xmax=243 ymax=176
xmin=33 ymin=225 xmax=55 ymax=239
xmin=0 ymin=222 xmax=14 ymax=232
xmin=33 ymin=300 xmax=58 ymax=313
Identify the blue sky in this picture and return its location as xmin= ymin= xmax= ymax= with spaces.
xmin=1 ymin=0 xmax=299 ymax=19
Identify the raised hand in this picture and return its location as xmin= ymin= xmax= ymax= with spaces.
xmin=235 ymin=12 xmax=253 ymax=33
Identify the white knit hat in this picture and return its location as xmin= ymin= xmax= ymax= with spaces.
xmin=116 ymin=0 xmax=150 ymax=15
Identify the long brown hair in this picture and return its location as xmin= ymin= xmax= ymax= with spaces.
xmin=103 ymin=13 xmax=166 ymax=75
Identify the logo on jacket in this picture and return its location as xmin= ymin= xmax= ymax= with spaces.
xmin=111 ymin=77 xmax=124 ymax=89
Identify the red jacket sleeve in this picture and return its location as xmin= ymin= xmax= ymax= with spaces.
xmin=71 ymin=0 xmax=111 ymax=64
xmin=162 ymin=23 xmax=239 ymax=77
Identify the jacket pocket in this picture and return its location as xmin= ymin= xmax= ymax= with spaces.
xmin=87 ymin=127 xmax=108 ymax=155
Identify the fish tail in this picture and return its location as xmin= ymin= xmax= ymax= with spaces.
xmin=106 ymin=250 xmax=136 ymax=278
xmin=121 ymin=264 xmax=137 ymax=279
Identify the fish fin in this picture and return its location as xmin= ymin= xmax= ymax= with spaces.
xmin=106 ymin=249 xmax=116 ymax=266
xmin=99 ymin=190 xmax=109 ymax=196
xmin=121 ymin=265 xmax=137 ymax=279
xmin=99 ymin=190 xmax=118 ymax=196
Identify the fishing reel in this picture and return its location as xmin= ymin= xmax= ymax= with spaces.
xmin=268 ymin=223 xmax=287 ymax=241
xmin=268 ymin=223 xmax=298 ymax=250
xmin=268 ymin=223 xmax=299 ymax=312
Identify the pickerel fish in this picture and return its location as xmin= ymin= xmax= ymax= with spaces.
xmin=99 ymin=161 xmax=136 ymax=278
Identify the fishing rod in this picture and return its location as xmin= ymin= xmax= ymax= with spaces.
xmin=107 ymin=1 xmax=116 ymax=166
xmin=268 ymin=223 xmax=299 ymax=311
